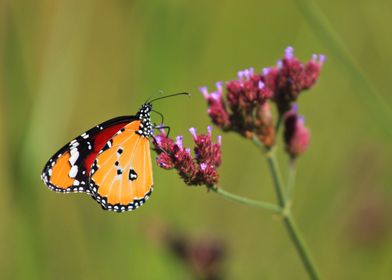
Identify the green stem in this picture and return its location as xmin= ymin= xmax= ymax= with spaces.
xmin=267 ymin=150 xmax=320 ymax=279
xmin=295 ymin=0 xmax=392 ymax=136
xmin=253 ymin=138 xmax=321 ymax=279
xmin=210 ymin=186 xmax=282 ymax=213
xmin=287 ymin=159 xmax=297 ymax=202
xmin=283 ymin=214 xmax=321 ymax=280
xmin=265 ymin=147 xmax=286 ymax=207
xmin=275 ymin=113 xmax=283 ymax=133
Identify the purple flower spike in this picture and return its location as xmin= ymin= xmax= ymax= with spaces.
xmin=216 ymin=81 xmax=223 ymax=92
xmin=155 ymin=135 xmax=162 ymax=145
xmin=263 ymin=67 xmax=270 ymax=76
xmin=243 ymin=69 xmax=250 ymax=79
xmin=199 ymin=86 xmax=209 ymax=99
xmin=277 ymin=60 xmax=283 ymax=69
xmin=200 ymin=163 xmax=207 ymax=171
xmin=189 ymin=127 xmax=197 ymax=139
xmin=285 ymin=46 xmax=294 ymax=59
xmin=207 ymin=126 xmax=212 ymax=136
xmin=258 ymin=81 xmax=265 ymax=90
xmin=319 ymin=54 xmax=326 ymax=65
xmin=217 ymin=135 xmax=222 ymax=145
xmin=237 ymin=70 xmax=244 ymax=80
xmin=176 ymin=136 xmax=183 ymax=149
xmin=210 ymin=91 xmax=221 ymax=101
xmin=312 ymin=54 xmax=326 ymax=65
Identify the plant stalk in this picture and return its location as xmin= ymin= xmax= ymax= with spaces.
xmin=261 ymin=142 xmax=321 ymax=279
xmin=265 ymin=147 xmax=286 ymax=207
xmin=210 ymin=186 xmax=282 ymax=213
xmin=283 ymin=213 xmax=321 ymax=280
xmin=287 ymin=158 xmax=297 ymax=202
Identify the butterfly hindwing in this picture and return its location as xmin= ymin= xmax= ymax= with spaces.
xmin=89 ymin=120 xmax=154 ymax=212
xmin=41 ymin=116 xmax=137 ymax=194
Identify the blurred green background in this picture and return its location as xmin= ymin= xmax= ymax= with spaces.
xmin=1 ymin=0 xmax=392 ymax=279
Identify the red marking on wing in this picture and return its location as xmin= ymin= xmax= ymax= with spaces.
xmin=84 ymin=123 xmax=130 ymax=173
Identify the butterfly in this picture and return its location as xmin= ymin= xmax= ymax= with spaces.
xmin=41 ymin=93 xmax=188 ymax=213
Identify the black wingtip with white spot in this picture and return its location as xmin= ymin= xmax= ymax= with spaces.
xmin=40 ymin=152 xmax=92 ymax=195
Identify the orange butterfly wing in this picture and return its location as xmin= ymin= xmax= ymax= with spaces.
xmin=89 ymin=120 xmax=154 ymax=212
xmin=41 ymin=116 xmax=137 ymax=194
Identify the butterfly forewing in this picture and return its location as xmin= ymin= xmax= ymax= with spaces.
xmin=41 ymin=116 xmax=136 ymax=194
xmin=89 ymin=120 xmax=154 ymax=212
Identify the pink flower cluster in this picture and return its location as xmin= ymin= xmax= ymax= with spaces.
xmin=153 ymin=127 xmax=222 ymax=187
xmin=264 ymin=47 xmax=325 ymax=113
xmin=201 ymin=46 xmax=323 ymax=153
xmin=200 ymin=70 xmax=273 ymax=144
xmin=154 ymin=47 xmax=323 ymax=185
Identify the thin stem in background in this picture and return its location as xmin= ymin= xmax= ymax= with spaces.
xmin=210 ymin=186 xmax=282 ymax=214
xmin=287 ymin=159 xmax=297 ymax=202
xmin=295 ymin=0 xmax=392 ymax=137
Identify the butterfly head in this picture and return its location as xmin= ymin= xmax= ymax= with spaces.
xmin=136 ymin=103 xmax=153 ymax=138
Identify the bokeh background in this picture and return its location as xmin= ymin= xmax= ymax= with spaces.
xmin=1 ymin=0 xmax=392 ymax=279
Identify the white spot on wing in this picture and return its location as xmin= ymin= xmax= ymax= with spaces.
xmin=69 ymin=165 xmax=78 ymax=178
xmin=69 ymin=149 xmax=79 ymax=165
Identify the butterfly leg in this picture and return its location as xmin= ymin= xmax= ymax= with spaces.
xmin=154 ymin=125 xmax=170 ymax=137
xmin=151 ymin=109 xmax=164 ymax=125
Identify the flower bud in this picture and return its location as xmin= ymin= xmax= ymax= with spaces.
xmin=255 ymin=102 xmax=275 ymax=148
xmin=283 ymin=105 xmax=310 ymax=158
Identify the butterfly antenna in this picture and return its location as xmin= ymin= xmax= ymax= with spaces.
xmin=145 ymin=90 xmax=164 ymax=104
xmin=149 ymin=92 xmax=190 ymax=104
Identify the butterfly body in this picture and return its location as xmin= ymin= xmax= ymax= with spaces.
xmin=41 ymin=103 xmax=155 ymax=213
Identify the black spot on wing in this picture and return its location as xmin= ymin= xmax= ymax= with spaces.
xmin=129 ymin=169 xmax=138 ymax=181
